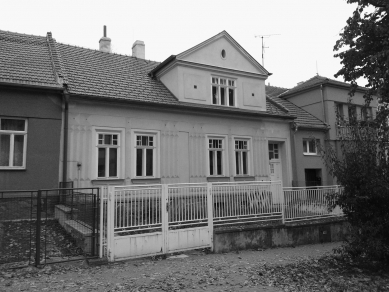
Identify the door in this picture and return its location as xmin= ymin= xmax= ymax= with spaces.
xmin=268 ymin=143 xmax=282 ymax=182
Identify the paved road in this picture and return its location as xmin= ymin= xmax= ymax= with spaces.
xmin=0 ymin=242 xmax=341 ymax=291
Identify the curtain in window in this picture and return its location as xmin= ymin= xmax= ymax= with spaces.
xmin=13 ymin=135 xmax=24 ymax=166
xmin=0 ymin=134 xmax=10 ymax=166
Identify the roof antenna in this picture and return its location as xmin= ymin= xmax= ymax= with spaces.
xmin=254 ymin=34 xmax=280 ymax=67
xmin=316 ymin=60 xmax=319 ymax=76
xmin=104 ymin=25 xmax=107 ymax=37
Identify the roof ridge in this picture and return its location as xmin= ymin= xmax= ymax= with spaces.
xmin=57 ymin=42 xmax=162 ymax=64
xmin=46 ymin=32 xmax=67 ymax=86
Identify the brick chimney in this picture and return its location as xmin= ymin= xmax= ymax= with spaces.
xmin=132 ymin=40 xmax=145 ymax=59
xmin=99 ymin=25 xmax=111 ymax=53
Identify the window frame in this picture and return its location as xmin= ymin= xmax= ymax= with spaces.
xmin=268 ymin=143 xmax=280 ymax=160
xmin=233 ymin=137 xmax=252 ymax=176
xmin=211 ymin=76 xmax=237 ymax=107
xmin=132 ymin=129 xmax=160 ymax=179
xmin=303 ymin=139 xmax=319 ymax=155
xmin=206 ymin=135 xmax=228 ymax=177
xmin=92 ymin=127 xmax=125 ymax=180
xmin=0 ymin=117 xmax=28 ymax=170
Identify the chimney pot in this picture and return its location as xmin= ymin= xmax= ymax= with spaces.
xmin=132 ymin=40 xmax=145 ymax=59
xmin=99 ymin=25 xmax=111 ymax=53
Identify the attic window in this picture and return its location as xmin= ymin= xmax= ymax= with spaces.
xmin=221 ymin=49 xmax=226 ymax=59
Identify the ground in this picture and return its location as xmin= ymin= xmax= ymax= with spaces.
xmin=1 ymin=242 xmax=389 ymax=291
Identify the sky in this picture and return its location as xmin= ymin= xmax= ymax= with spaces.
xmin=1 ymin=0 xmax=359 ymax=89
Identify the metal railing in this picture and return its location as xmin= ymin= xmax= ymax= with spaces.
xmin=283 ymin=185 xmax=343 ymax=222
xmin=212 ymin=181 xmax=283 ymax=225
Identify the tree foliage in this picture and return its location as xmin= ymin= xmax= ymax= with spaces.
xmin=334 ymin=0 xmax=389 ymax=122
xmin=322 ymin=119 xmax=389 ymax=263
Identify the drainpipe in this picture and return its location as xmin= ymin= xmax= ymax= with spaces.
xmin=62 ymin=89 xmax=69 ymax=186
xmin=320 ymin=84 xmax=327 ymax=123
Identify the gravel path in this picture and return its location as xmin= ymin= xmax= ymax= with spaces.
xmin=0 ymin=242 xmax=342 ymax=291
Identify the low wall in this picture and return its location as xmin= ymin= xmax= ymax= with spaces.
xmin=213 ymin=219 xmax=348 ymax=253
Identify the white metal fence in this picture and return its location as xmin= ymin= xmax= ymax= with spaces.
xmin=283 ymin=185 xmax=343 ymax=222
xmin=100 ymin=182 xmax=343 ymax=260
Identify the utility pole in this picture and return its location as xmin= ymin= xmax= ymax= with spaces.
xmin=254 ymin=34 xmax=280 ymax=67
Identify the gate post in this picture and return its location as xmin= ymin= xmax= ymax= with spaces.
xmin=35 ymin=190 xmax=42 ymax=267
xmin=207 ymin=183 xmax=214 ymax=252
xmin=161 ymin=184 xmax=169 ymax=254
xmin=107 ymin=186 xmax=115 ymax=262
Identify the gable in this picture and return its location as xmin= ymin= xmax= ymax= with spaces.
xmin=177 ymin=34 xmax=267 ymax=75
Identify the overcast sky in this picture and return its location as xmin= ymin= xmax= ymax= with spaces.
xmin=1 ymin=0 xmax=358 ymax=89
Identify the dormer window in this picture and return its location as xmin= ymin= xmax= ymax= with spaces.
xmin=212 ymin=77 xmax=235 ymax=106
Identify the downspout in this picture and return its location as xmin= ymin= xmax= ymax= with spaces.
xmin=62 ymin=88 xmax=69 ymax=185
xmin=320 ymin=84 xmax=327 ymax=123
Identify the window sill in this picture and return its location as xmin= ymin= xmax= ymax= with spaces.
xmin=0 ymin=167 xmax=26 ymax=171
xmin=131 ymin=178 xmax=161 ymax=185
xmin=207 ymin=176 xmax=230 ymax=182
xmin=234 ymin=176 xmax=255 ymax=182
xmin=303 ymin=153 xmax=320 ymax=156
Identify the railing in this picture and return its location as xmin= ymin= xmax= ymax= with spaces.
xmin=283 ymin=185 xmax=343 ymax=222
xmin=212 ymin=181 xmax=283 ymax=225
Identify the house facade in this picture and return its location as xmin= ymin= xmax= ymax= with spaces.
xmin=266 ymin=85 xmax=330 ymax=187
xmin=0 ymin=31 xmax=64 ymax=190
xmin=277 ymin=76 xmax=378 ymax=186
xmin=58 ymin=31 xmax=295 ymax=188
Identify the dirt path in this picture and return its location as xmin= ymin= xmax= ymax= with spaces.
xmin=0 ymin=242 xmax=342 ymax=291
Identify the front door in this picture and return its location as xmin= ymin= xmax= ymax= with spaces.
xmin=269 ymin=143 xmax=282 ymax=182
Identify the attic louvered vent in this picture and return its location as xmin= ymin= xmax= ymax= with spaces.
xmin=221 ymin=49 xmax=226 ymax=59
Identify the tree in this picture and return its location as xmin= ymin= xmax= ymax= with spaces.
xmin=334 ymin=0 xmax=389 ymax=122
xmin=322 ymin=119 xmax=389 ymax=263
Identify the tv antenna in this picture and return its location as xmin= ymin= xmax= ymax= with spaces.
xmin=255 ymin=34 xmax=280 ymax=67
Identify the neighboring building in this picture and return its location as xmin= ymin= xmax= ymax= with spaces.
xmin=277 ymin=75 xmax=378 ymax=186
xmin=58 ymin=31 xmax=295 ymax=188
xmin=266 ymin=85 xmax=330 ymax=187
xmin=0 ymin=31 xmax=64 ymax=190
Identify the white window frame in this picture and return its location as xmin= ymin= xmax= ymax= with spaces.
xmin=131 ymin=129 xmax=160 ymax=179
xmin=92 ymin=127 xmax=125 ymax=180
xmin=268 ymin=143 xmax=280 ymax=160
xmin=211 ymin=76 xmax=236 ymax=107
xmin=206 ymin=135 xmax=228 ymax=177
xmin=303 ymin=139 xmax=319 ymax=155
xmin=0 ymin=117 xmax=27 ymax=170
xmin=233 ymin=137 xmax=252 ymax=176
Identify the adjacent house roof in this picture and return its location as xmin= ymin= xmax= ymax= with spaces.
xmin=279 ymin=75 xmax=366 ymax=98
xmin=266 ymin=85 xmax=328 ymax=129
xmin=0 ymin=30 xmax=63 ymax=89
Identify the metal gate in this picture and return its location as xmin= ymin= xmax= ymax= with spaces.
xmin=100 ymin=183 xmax=213 ymax=262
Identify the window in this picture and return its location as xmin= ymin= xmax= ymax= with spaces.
xmin=208 ymin=138 xmax=225 ymax=176
xmin=303 ymin=139 xmax=319 ymax=155
xmin=235 ymin=140 xmax=249 ymax=175
xmin=135 ymin=134 xmax=156 ymax=177
xmin=97 ymin=133 xmax=119 ymax=178
xmin=268 ymin=143 xmax=279 ymax=160
xmin=348 ymin=105 xmax=357 ymax=121
xmin=336 ymin=103 xmax=345 ymax=124
xmin=361 ymin=107 xmax=372 ymax=121
xmin=0 ymin=118 xmax=27 ymax=169
xmin=212 ymin=77 xmax=235 ymax=106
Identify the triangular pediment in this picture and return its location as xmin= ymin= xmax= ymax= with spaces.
xmin=176 ymin=31 xmax=269 ymax=76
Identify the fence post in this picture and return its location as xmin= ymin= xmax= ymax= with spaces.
xmin=35 ymin=190 xmax=42 ymax=267
xmin=207 ymin=182 xmax=214 ymax=252
xmin=99 ymin=186 xmax=105 ymax=258
xmin=161 ymin=184 xmax=169 ymax=254
xmin=107 ymin=186 xmax=115 ymax=262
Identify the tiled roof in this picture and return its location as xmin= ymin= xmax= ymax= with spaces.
xmin=0 ymin=29 xmax=292 ymax=118
xmin=279 ymin=75 xmax=365 ymax=98
xmin=265 ymin=85 xmax=328 ymax=129
xmin=0 ymin=30 xmax=62 ymax=88
xmin=57 ymin=43 xmax=291 ymax=117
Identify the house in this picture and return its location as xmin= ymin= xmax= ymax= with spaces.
xmin=0 ymin=30 xmax=64 ymax=190
xmin=277 ymin=75 xmax=378 ymax=186
xmin=58 ymin=30 xmax=296 ymax=188
xmin=266 ymin=85 xmax=330 ymax=187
